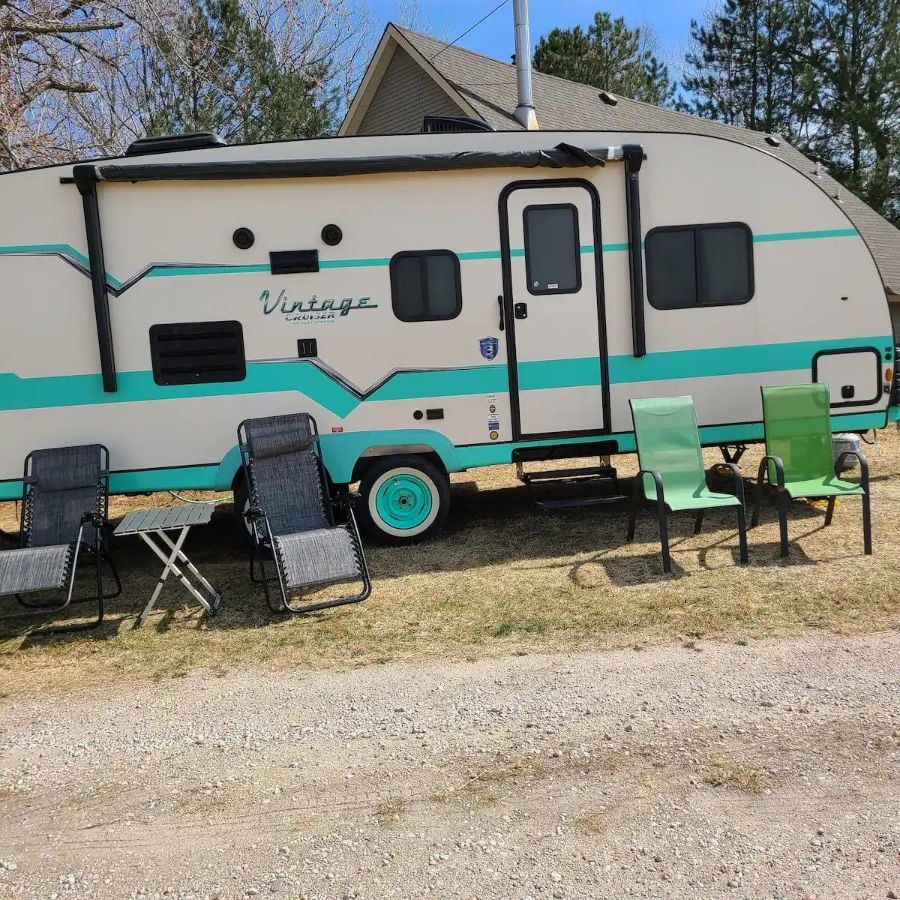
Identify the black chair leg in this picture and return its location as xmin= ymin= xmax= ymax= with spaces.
xmin=862 ymin=494 xmax=872 ymax=556
xmin=824 ymin=496 xmax=836 ymax=527
xmin=736 ymin=504 xmax=749 ymax=565
xmin=626 ymin=480 xmax=641 ymax=542
xmin=776 ymin=489 xmax=790 ymax=558
xmin=656 ymin=496 xmax=672 ymax=574
xmin=693 ymin=510 xmax=705 ymax=535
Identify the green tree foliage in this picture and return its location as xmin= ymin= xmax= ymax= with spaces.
xmin=680 ymin=0 xmax=899 ymax=224
xmin=534 ymin=12 xmax=674 ymax=106
xmin=142 ymin=0 xmax=335 ymax=143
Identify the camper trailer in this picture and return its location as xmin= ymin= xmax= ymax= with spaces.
xmin=0 ymin=128 xmax=896 ymax=542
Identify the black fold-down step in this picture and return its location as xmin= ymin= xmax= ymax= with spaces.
xmin=517 ymin=462 xmax=626 ymax=511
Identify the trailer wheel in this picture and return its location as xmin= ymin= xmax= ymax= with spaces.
xmin=357 ymin=455 xmax=450 ymax=544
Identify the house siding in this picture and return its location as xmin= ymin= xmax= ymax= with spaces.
xmin=356 ymin=47 xmax=466 ymax=136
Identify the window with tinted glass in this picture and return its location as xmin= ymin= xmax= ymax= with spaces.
xmin=523 ymin=204 xmax=581 ymax=295
xmin=390 ymin=250 xmax=462 ymax=322
xmin=646 ymin=223 xmax=754 ymax=309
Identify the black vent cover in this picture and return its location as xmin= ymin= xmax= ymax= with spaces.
xmin=422 ymin=116 xmax=495 ymax=134
xmin=149 ymin=321 xmax=246 ymax=386
xmin=125 ymin=132 xmax=227 ymax=157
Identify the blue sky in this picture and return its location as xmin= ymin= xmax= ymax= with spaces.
xmin=367 ymin=0 xmax=706 ymax=74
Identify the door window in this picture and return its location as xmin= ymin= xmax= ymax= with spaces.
xmin=523 ymin=204 xmax=581 ymax=295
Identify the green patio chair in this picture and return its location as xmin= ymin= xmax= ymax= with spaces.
xmin=627 ymin=396 xmax=749 ymax=574
xmin=752 ymin=383 xmax=871 ymax=557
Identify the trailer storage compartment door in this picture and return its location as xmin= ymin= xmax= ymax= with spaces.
xmin=813 ymin=347 xmax=882 ymax=408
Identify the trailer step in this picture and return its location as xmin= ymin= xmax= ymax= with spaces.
xmin=535 ymin=494 xmax=626 ymax=511
xmin=519 ymin=465 xmax=617 ymax=485
xmin=516 ymin=461 xmax=625 ymax=511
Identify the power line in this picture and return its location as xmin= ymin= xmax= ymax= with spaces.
xmin=430 ymin=0 xmax=511 ymax=60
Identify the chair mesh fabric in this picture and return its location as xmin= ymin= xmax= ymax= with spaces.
xmin=0 ymin=544 xmax=73 ymax=596
xmin=631 ymin=396 xmax=707 ymax=499
xmin=244 ymin=415 xmax=330 ymax=537
xmin=25 ymin=446 xmax=104 ymax=549
xmin=761 ymin=384 xmax=835 ymax=483
xmin=274 ymin=527 xmax=361 ymax=589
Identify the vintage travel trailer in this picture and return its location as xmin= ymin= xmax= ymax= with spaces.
xmin=0 ymin=127 xmax=896 ymax=541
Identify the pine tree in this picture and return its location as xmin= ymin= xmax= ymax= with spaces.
xmin=534 ymin=12 xmax=674 ymax=106
xmin=680 ymin=0 xmax=899 ymax=224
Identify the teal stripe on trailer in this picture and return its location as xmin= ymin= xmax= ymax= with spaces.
xmin=517 ymin=357 xmax=602 ymax=391
xmin=753 ymin=228 xmax=858 ymax=242
xmin=0 ymin=336 xmax=890 ymax=416
xmin=0 ymin=227 xmax=861 ymax=291
xmin=609 ymin=336 xmax=889 ymax=384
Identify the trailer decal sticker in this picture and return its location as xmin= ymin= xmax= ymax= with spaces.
xmin=479 ymin=337 xmax=499 ymax=360
xmin=0 ymin=228 xmax=860 ymax=298
xmin=258 ymin=290 xmax=376 ymax=322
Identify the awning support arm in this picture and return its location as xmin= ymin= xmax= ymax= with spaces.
xmin=73 ymin=167 xmax=117 ymax=393
xmin=623 ymin=144 xmax=646 ymax=359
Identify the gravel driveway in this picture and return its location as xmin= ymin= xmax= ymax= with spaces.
xmin=0 ymin=631 xmax=898 ymax=899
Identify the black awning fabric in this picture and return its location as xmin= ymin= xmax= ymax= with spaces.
xmin=75 ymin=142 xmax=621 ymax=184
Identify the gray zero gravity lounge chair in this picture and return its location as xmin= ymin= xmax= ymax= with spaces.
xmin=238 ymin=413 xmax=371 ymax=614
xmin=0 ymin=444 xmax=121 ymax=635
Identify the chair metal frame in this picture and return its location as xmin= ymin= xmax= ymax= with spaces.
xmin=626 ymin=463 xmax=750 ymax=574
xmin=752 ymin=450 xmax=872 ymax=558
xmin=625 ymin=398 xmax=750 ymax=574
xmin=1 ymin=444 xmax=122 ymax=636
xmin=237 ymin=415 xmax=371 ymax=615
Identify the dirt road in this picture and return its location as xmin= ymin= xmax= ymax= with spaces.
xmin=1 ymin=632 xmax=898 ymax=899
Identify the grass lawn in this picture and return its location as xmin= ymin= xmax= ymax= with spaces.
xmin=2 ymin=428 xmax=899 ymax=696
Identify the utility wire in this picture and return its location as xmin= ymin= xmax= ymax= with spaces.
xmin=430 ymin=0 xmax=511 ymax=60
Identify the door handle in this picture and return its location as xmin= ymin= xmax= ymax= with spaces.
xmin=497 ymin=295 xmax=505 ymax=332
xmin=514 ymin=302 xmax=528 ymax=319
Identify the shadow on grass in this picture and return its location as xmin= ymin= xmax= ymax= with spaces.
xmin=0 ymin=473 xmax=865 ymax=643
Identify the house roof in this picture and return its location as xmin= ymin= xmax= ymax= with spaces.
xmin=342 ymin=24 xmax=900 ymax=299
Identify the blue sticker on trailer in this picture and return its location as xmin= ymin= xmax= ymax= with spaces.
xmin=479 ymin=337 xmax=499 ymax=361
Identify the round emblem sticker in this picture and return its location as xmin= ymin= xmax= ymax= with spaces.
xmin=489 ymin=431 xmax=499 ymax=441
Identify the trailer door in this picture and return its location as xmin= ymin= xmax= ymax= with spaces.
xmin=501 ymin=181 xmax=606 ymax=439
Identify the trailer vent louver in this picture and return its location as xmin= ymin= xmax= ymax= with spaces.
xmin=422 ymin=116 xmax=495 ymax=134
xmin=149 ymin=321 xmax=246 ymax=386
xmin=125 ymin=132 xmax=227 ymax=157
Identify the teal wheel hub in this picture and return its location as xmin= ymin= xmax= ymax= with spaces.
xmin=374 ymin=473 xmax=433 ymax=530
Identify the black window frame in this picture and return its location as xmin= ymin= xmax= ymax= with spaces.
xmin=522 ymin=202 xmax=583 ymax=296
xmin=645 ymin=221 xmax=755 ymax=310
xmin=149 ymin=320 xmax=246 ymax=386
xmin=389 ymin=249 xmax=462 ymax=323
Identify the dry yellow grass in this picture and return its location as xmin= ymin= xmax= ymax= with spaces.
xmin=2 ymin=428 xmax=899 ymax=696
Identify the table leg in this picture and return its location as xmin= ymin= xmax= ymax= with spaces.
xmin=156 ymin=530 xmax=219 ymax=600
xmin=136 ymin=527 xmax=202 ymax=626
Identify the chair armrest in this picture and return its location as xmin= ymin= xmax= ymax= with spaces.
xmin=716 ymin=461 xmax=747 ymax=504
xmin=637 ymin=469 xmax=666 ymax=503
xmin=835 ymin=450 xmax=870 ymax=490
xmin=755 ymin=454 xmax=785 ymax=489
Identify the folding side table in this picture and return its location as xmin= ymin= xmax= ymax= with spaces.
xmin=114 ymin=503 xmax=222 ymax=626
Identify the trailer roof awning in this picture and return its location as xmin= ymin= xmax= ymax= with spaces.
xmin=71 ymin=143 xmax=640 ymax=184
